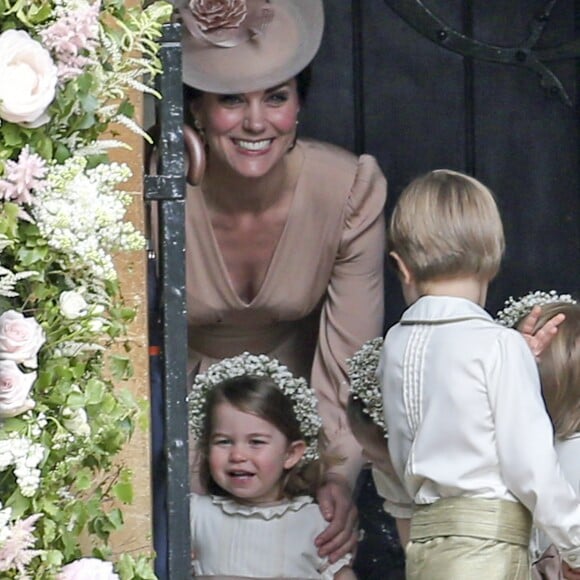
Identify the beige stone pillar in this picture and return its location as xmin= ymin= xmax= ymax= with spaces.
xmin=108 ymin=86 xmax=154 ymax=557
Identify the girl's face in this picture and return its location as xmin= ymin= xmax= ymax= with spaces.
xmin=208 ymin=402 xmax=305 ymax=504
xmin=192 ymin=80 xmax=300 ymax=180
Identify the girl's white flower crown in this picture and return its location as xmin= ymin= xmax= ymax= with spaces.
xmin=496 ymin=290 xmax=577 ymax=328
xmin=347 ymin=337 xmax=387 ymax=437
xmin=188 ymin=352 xmax=323 ymax=463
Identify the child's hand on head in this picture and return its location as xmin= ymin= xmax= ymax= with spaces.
xmin=517 ymin=305 xmax=565 ymax=359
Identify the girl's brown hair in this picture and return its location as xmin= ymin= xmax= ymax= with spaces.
xmin=198 ymin=375 xmax=335 ymax=499
xmin=535 ymin=302 xmax=580 ymax=439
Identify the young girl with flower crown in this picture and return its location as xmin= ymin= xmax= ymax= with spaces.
xmin=345 ymin=337 xmax=409 ymax=579
xmin=188 ymin=352 xmax=355 ymax=579
xmin=497 ymin=293 xmax=580 ymax=579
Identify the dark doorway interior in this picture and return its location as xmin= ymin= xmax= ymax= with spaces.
xmin=302 ymin=0 xmax=580 ymax=329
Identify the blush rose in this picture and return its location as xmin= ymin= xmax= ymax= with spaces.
xmin=58 ymin=558 xmax=120 ymax=580
xmin=0 ymin=360 xmax=36 ymax=419
xmin=0 ymin=29 xmax=58 ymax=127
xmin=0 ymin=311 xmax=45 ymax=369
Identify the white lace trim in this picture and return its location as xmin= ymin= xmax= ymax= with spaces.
xmin=210 ymin=495 xmax=314 ymax=519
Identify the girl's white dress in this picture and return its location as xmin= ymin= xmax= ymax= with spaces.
xmin=190 ymin=494 xmax=351 ymax=579
xmin=532 ymin=433 xmax=580 ymax=557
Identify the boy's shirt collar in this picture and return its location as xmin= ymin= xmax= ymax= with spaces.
xmin=400 ymin=295 xmax=493 ymax=325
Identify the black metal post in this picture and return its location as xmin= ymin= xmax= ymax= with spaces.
xmin=144 ymin=21 xmax=191 ymax=579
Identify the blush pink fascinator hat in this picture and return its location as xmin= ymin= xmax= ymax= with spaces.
xmin=178 ymin=0 xmax=324 ymax=94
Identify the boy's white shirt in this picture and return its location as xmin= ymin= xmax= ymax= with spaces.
xmin=371 ymin=467 xmax=413 ymax=519
xmin=378 ymin=295 xmax=580 ymax=567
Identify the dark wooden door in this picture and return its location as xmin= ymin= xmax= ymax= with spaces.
xmin=301 ymin=0 xmax=580 ymax=328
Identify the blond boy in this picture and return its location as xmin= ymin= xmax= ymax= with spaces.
xmin=380 ymin=170 xmax=580 ymax=579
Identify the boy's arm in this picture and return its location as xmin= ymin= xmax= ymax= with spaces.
xmin=371 ymin=467 xmax=413 ymax=520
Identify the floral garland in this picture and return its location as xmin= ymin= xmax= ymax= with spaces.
xmin=347 ymin=337 xmax=387 ymax=436
xmin=0 ymin=0 xmax=172 ymax=578
xmin=496 ymin=290 xmax=577 ymax=328
xmin=189 ymin=353 xmax=323 ymax=463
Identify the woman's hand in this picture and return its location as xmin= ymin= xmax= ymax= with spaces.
xmin=517 ymin=305 xmax=565 ymax=359
xmin=315 ymin=473 xmax=359 ymax=563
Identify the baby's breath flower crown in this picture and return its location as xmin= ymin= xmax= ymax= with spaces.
xmin=347 ymin=337 xmax=387 ymax=437
xmin=496 ymin=290 xmax=577 ymax=328
xmin=189 ymin=353 xmax=323 ymax=463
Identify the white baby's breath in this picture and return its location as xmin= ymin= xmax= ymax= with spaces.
xmin=0 ymin=435 xmax=45 ymax=497
xmin=32 ymin=155 xmax=144 ymax=282
xmin=347 ymin=337 xmax=387 ymax=436
xmin=496 ymin=290 xmax=577 ymax=328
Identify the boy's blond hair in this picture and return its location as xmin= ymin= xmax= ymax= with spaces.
xmin=388 ymin=169 xmax=505 ymax=283
xmin=535 ymin=302 xmax=580 ymax=439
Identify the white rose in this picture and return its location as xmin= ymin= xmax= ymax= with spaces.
xmin=58 ymin=558 xmax=120 ymax=580
xmin=88 ymin=318 xmax=106 ymax=333
xmin=0 ymin=360 xmax=36 ymax=419
xmin=0 ymin=29 xmax=58 ymax=127
xmin=59 ymin=290 xmax=88 ymax=320
xmin=62 ymin=407 xmax=91 ymax=437
xmin=0 ymin=311 xmax=45 ymax=369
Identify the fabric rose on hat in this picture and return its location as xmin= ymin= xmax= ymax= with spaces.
xmin=190 ymin=0 xmax=248 ymax=31
xmin=0 ymin=29 xmax=58 ymax=127
xmin=58 ymin=558 xmax=120 ymax=580
xmin=0 ymin=360 xmax=36 ymax=419
xmin=0 ymin=311 xmax=45 ymax=369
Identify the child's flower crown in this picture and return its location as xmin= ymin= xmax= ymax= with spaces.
xmin=188 ymin=352 xmax=323 ymax=463
xmin=496 ymin=290 xmax=577 ymax=328
xmin=347 ymin=337 xmax=387 ymax=437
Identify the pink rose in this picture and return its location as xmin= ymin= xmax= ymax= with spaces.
xmin=0 ymin=311 xmax=45 ymax=368
xmin=59 ymin=558 xmax=119 ymax=580
xmin=190 ymin=0 xmax=248 ymax=31
xmin=0 ymin=360 xmax=36 ymax=418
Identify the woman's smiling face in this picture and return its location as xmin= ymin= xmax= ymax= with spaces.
xmin=192 ymin=79 xmax=300 ymax=180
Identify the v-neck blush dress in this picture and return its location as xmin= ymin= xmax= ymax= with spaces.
xmin=186 ymin=139 xmax=386 ymax=481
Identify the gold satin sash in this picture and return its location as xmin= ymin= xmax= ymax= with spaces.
xmin=411 ymin=497 xmax=532 ymax=546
